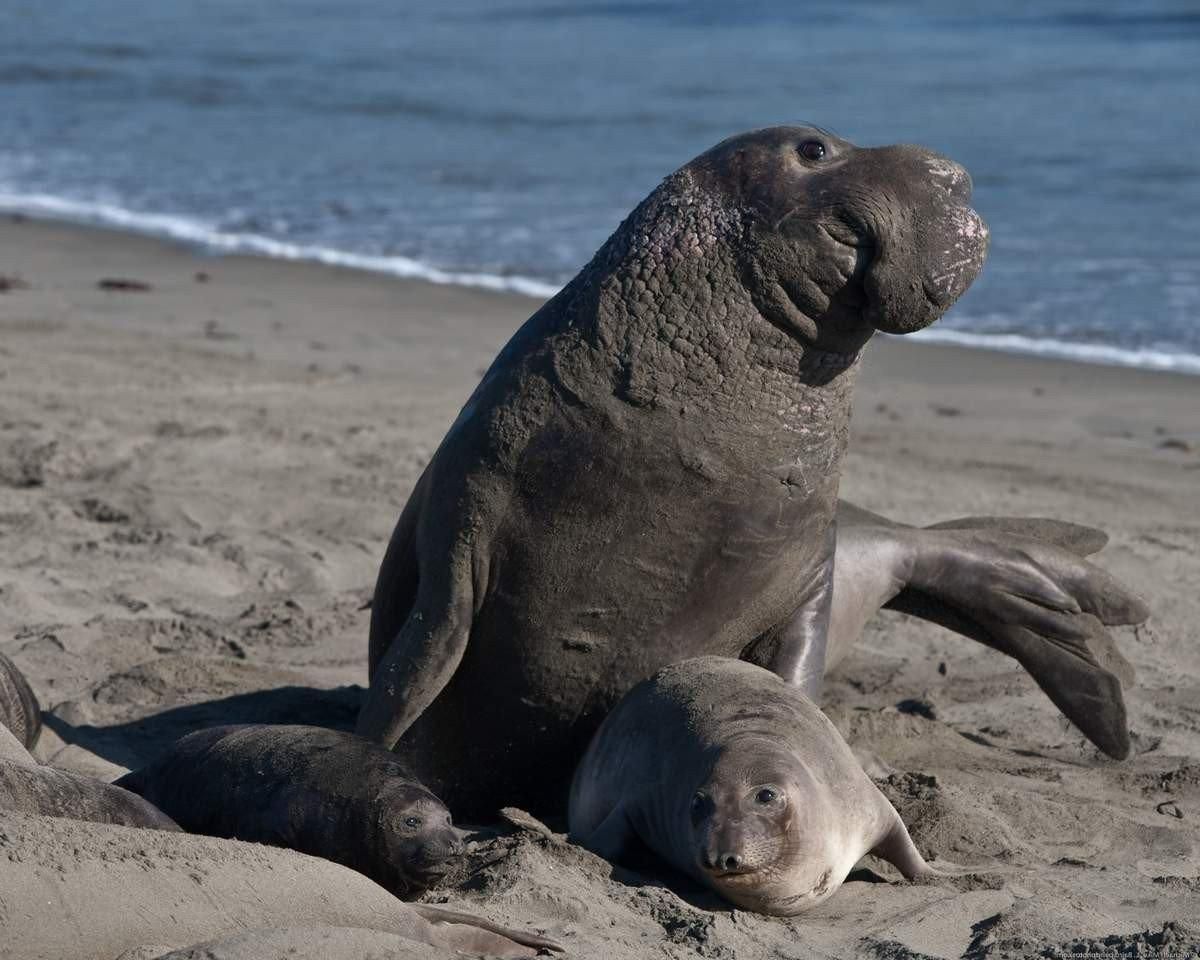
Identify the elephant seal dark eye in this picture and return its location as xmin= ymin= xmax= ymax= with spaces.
xmin=755 ymin=788 xmax=778 ymax=804
xmin=798 ymin=140 xmax=826 ymax=162
xmin=404 ymin=816 xmax=423 ymax=828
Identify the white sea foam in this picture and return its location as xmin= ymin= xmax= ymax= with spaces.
xmin=0 ymin=191 xmax=563 ymax=299
xmin=2 ymin=190 xmax=1198 ymax=377
xmin=908 ymin=326 xmax=1200 ymax=376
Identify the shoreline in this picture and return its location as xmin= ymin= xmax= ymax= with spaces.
xmin=4 ymin=209 xmax=1198 ymax=379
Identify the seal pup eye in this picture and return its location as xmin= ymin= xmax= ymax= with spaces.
xmin=404 ymin=816 xmax=423 ymax=828
xmin=797 ymin=140 xmax=827 ymax=162
xmin=754 ymin=787 xmax=779 ymax=805
xmin=690 ymin=792 xmax=707 ymax=818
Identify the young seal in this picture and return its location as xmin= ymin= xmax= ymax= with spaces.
xmin=117 ymin=723 xmax=464 ymax=894
xmin=358 ymin=124 xmax=1146 ymax=816
xmin=0 ymin=650 xmax=41 ymax=749
xmin=0 ymin=810 xmax=562 ymax=959
xmin=569 ymin=657 xmax=936 ymax=915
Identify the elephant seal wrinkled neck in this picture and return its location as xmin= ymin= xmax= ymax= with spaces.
xmin=556 ymin=169 xmax=864 ymax=428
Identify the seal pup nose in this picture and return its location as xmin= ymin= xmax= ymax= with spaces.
xmin=702 ymin=846 xmax=749 ymax=875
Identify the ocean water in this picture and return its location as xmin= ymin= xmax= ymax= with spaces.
xmin=2 ymin=0 xmax=1198 ymax=372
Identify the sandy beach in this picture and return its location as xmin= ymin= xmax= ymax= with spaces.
xmin=2 ymin=215 xmax=1198 ymax=958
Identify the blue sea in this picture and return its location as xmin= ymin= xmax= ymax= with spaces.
xmin=2 ymin=1 xmax=1198 ymax=372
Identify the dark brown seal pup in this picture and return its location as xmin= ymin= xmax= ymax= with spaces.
xmin=0 ymin=650 xmax=41 ymax=749
xmin=118 ymin=723 xmax=464 ymax=895
xmin=358 ymin=124 xmax=1145 ymax=817
xmin=570 ymin=657 xmax=936 ymax=915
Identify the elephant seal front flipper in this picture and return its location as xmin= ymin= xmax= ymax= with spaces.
xmin=569 ymin=657 xmax=954 ymax=915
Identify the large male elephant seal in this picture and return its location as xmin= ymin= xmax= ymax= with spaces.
xmin=118 ymin=724 xmax=463 ymax=895
xmin=570 ymin=657 xmax=936 ymax=915
xmin=0 ymin=650 xmax=41 ymax=749
xmin=358 ymin=125 xmax=1146 ymax=816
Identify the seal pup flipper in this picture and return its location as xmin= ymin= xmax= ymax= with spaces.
xmin=412 ymin=905 xmax=565 ymax=954
xmin=570 ymin=802 xmax=639 ymax=863
xmin=868 ymin=810 xmax=936 ymax=880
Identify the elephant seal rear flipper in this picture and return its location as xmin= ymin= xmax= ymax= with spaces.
xmin=827 ymin=502 xmax=1146 ymax=759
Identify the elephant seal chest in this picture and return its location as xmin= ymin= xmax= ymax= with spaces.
xmin=568 ymin=657 xmax=934 ymax=915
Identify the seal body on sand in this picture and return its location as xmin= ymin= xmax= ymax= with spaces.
xmin=359 ymin=125 xmax=1144 ymax=817
xmin=569 ymin=657 xmax=933 ymax=915
xmin=0 ymin=810 xmax=561 ymax=959
xmin=0 ymin=749 xmax=179 ymax=830
xmin=118 ymin=723 xmax=463 ymax=894
xmin=0 ymin=650 xmax=41 ymax=749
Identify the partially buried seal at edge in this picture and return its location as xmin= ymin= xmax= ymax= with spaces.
xmin=118 ymin=724 xmax=464 ymax=895
xmin=569 ymin=656 xmax=942 ymax=916
xmin=0 ymin=755 xmax=179 ymax=831
xmin=0 ymin=651 xmax=41 ymax=749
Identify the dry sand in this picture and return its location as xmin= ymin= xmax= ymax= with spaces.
xmin=1 ymin=216 xmax=1198 ymax=958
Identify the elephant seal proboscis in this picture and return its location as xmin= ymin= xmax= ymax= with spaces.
xmin=0 ymin=810 xmax=563 ymax=959
xmin=569 ymin=656 xmax=941 ymax=915
xmin=358 ymin=124 xmax=1145 ymax=818
xmin=118 ymin=723 xmax=463 ymax=894
xmin=0 ymin=650 xmax=41 ymax=749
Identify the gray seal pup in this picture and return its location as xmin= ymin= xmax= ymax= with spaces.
xmin=0 ymin=650 xmax=41 ymax=748
xmin=0 ymin=810 xmax=562 ymax=959
xmin=569 ymin=656 xmax=936 ymax=915
xmin=117 ymin=723 xmax=464 ymax=894
xmin=358 ymin=124 xmax=1145 ymax=817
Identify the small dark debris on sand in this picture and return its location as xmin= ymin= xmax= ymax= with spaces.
xmin=98 ymin=277 xmax=153 ymax=292
xmin=0 ymin=274 xmax=29 ymax=293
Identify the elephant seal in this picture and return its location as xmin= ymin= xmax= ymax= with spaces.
xmin=0 ymin=650 xmax=41 ymax=749
xmin=0 ymin=810 xmax=562 ymax=959
xmin=0 ymin=720 xmax=31 ymax=766
xmin=569 ymin=657 xmax=935 ymax=915
xmin=118 ymin=724 xmax=463 ymax=894
xmin=0 ymin=755 xmax=179 ymax=830
xmin=358 ymin=124 xmax=1144 ymax=817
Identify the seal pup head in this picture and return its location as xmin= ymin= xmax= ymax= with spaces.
xmin=685 ymin=738 xmax=857 ymax=915
xmin=682 ymin=125 xmax=989 ymax=358
xmin=375 ymin=781 xmax=465 ymax=891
